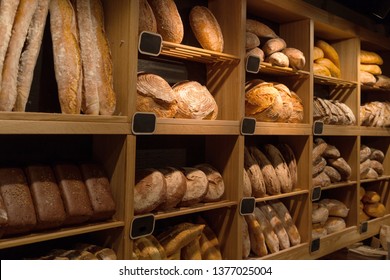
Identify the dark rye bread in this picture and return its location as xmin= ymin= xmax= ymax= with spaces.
xmin=25 ymin=165 xmax=66 ymax=230
xmin=0 ymin=168 xmax=37 ymax=235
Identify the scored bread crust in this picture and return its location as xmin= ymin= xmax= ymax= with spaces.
xmin=138 ymin=0 xmax=157 ymax=35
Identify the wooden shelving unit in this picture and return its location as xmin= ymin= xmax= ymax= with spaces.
xmin=0 ymin=0 xmax=389 ymax=260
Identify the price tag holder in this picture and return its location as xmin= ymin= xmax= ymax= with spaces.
xmin=138 ymin=31 xmax=162 ymax=56
xmin=240 ymin=197 xmax=256 ymax=215
xmin=310 ymin=238 xmax=321 ymax=253
xmin=311 ymin=186 xmax=322 ymax=201
xmin=246 ymin=55 xmax=261 ymax=74
xmin=360 ymin=221 xmax=368 ymax=234
xmin=313 ymin=121 xmax=324 ymax=135
xmin=130 ymin=214 xmax=155 ymax=239
xmin=241 ymin=117 xmax=256 ymax=135
xmin=132 ymin=112 xmax=157 ymax=135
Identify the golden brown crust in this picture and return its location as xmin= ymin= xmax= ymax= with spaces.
xmin=360 ymin=64 xmax=382 ymax=75
xmin=360 ymin=50 xmax=383 ymax=65
xmin=315 ymin=40 xmax=340 ymax=68
xmin=315 ymin=58 xmax=341 ymax=78
xmin=246 ymin=32 xmax=260 ymax=49
xmin=246 ymin=19 xmax=277 ymax=39
xmin=138 ymin=0 xmax=157 ymax=35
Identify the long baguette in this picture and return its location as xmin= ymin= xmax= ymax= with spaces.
xmin=50 ymin=0 xmax=82 ymax=114
xmin=0 ymin=0 xmax=38 ymax=111
xmin=0 ymin=0 xmax=21 ymax=94
xmin=14 ymin=0 xmax=51 ymax=111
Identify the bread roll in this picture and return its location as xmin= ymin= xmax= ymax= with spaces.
xmin=0 ymin=0 xmax=39 ymax=111
xmin=360 ymin=64 xmax=382 ymax=75
xmin=282 ymin=48 xmax=306 ymax=70
xmin=253 ymin=207 xmax=279 ymax=253
xmin=327 ymin=157 xmax=352 ymax=180
xmin=156 ymin=167 xmax=186 ymax=210
xmin=243 ymin=168 xmax=252 ymax=197
xmin=148 ymin=0 xmax=183 ymax=43
xmin=364 ymin=202 xmax=386 ymax=218
xmin=194 ymin=163 xmax=225 ymax=202
xmin=324 ymin=165 xmax=341 ymax=183
xmin=246 ymin=32 xmax=260 ymax=49
xmin=134 ymin=168 xmax=167 ymax=214
xmin=137 ymin=73 xmax=178 ymax=118
xmin=245 ymin=213 xmax=267 ymax=257
xmin=265 ymin=51 xmax=289 ymax=67
xmin=315 ymin=40 xmax=340 ymax=68
xmin=374 ymin=75 xmax=390 ymax=89
xmin=173 ymin=80 xmax=218 ymax=120
xmin=15 ymin=0 xmax=51 ymax=112
xmin=246 ymin=19 xmax=277 ymax=39
xmin=0 ymin=0 xmax=21 ymax=95
xmin=179 ymin=167 xmax=208 ymax=207
xmin=189 ymin=6 xmax=224 ymax=52
xmin=138 ymin=0 xmax=157 ymax=35
xmin=313 ymin=63 xmax=331 ymax=76
xmin=315 ymin=58 xmax=341 ymax=78
xmin=50 ymin=0 xmax=82 ymax=114
xmin=360 ymin=50 xmax=383 ymax=65
xmin=242 ymin=216 xmax=251 ymax=258
xmin=312 ymin=203 xmax=329 ymax=224
xmin=246 ymin=47 xmax=264 ymax=62
xmin=324 ymin=217 xmax=346 ymax=234
xmin=244 ymin=147 xmax=266 ymax=197
xmin=362 ymin=191 xmax=381 ymax=204
xmin=262 ymin=38 xmax=286 ymax=56
xmin=360 ymin=71 xmax=376 ymax=86
xmin=313 ymin=46 xmax=324 ymax=61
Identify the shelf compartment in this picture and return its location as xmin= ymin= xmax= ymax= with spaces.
xmin=0 ymin=220 xmax=124 ymax=250
xmin=154 ymin=119 xmax=239 ymax=135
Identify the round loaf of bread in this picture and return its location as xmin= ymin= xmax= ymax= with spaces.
xmin=156 ymin=167 xmax=187 ymax=210
xmin=179 ymin=167 xmax=208 ymax=206
xmin=243 ymin=168 xmax=252 ymax=197
xmin=262 ymin=38 xmax=286 ymax=56
xmin=364 ymin=202 xmax=386 ymax=218
xmin=134 ymin=168 xmax=167 ymax=214
xmin=282 ymin=47 xmax=306 ymax=70
xmin=138 ymin=0 xmax=157 ymax=35
xmin=265 ymin=52 xmax=289 ymax=67
xmin=148 ymin=0 xmax=183 ymax=43
xmin=273 ymin=83 xmax=293 ymax=122
xmin=189 ymin=6 xmax=224 ymax=52
xmin=246 ymin=32 xmax=260 ymax=49
xmin=246 ymin=19 xmax=277 ymax=39
xmin=194 ymin=163 xmax=225 ymax=202
xmin=173 ymin=80 xmax=218 ymax=120
xmin=136 ymin=73 xmax=178 ymax=118
xmin=324 ymin=217 xmax=346 ymax=234
xmin=313 ymin=63 xmax=331 ymax=77
xmin=288 ymin=91 xmax=304 ymax=123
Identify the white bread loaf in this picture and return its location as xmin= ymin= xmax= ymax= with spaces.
xmin=282 ymin=47 xmax=306 ymax=70
xmin=0 ymin=0 xmax=39 ymax=111
xmin=178 ymin=167 xmax=208 ymax=207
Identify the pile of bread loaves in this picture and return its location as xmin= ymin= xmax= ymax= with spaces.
xmin=360 ymin=101 xmax=390 ymax=127
xmin=134 ymin=164 xmax=225 ymax=215
xmin=133 ymin=219 xmax=222 ymax=260
xmin=312 ymin=198 xmax=349 ymax=239
xmin=245 ymin=19 xmax=306 ymax=70
xmin=313 ymin=40 xmax=341 ymax=78
xmin=137 ymin=73 xmax=218 ymax=119
xmin=313 ymin=97 xmax=356 ymax=125
xmin=0 ymin=0 xmax=116 ymax=115
xmin=244 ymin=144 xmax=298 ymax=198
xmin=242 ymin=201 xmax=301 ymax=258
xmin=360 ymin=145 xmax=385 ymax=180
xmin=312 ymin=138 xmax=352 ymax=188
xmin=139 ymin=0 xmax=224 ymax=52
xmin=359 ymin=187 xmax=386 ymax=222
xmin=0 ymin=163 xmax=116 ymax=238
xmin=245 ymin=80 xmax=304 ymax=123
xmin=360 ymin=50 xmax=390 ymax=89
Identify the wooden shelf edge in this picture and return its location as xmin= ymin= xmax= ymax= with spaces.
xmin=254 ymin=123 xmax=312 ymax=135
xmin=246 ymin=243 xmax=310 ymax=260
xmin=359 ymin=126 xmax=390 ymax=136
xmin=255 ymin=189 xmax=309 ymax=203
xmin=322 ymin=181 xmax=357 ymax=191
xmin=321 ymin=125 xmax=360 ymax=136
xmin=314 ymin=75 xmax=358 ymax=87
xmin=259 ymin=62 xmax=310 ymax=77
xmin=154 ymin=119 xmax=240 ymax=135
xmin=360 ymin=176 xmax=390 ymax=184
xmin=0 ymin=221 xmax=125 ymax=250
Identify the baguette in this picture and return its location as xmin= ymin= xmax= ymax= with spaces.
xmin=0 ymin=0 xmax=21 ymax=95
xmin=315 ymin=40 xmax=340 ymax=68
xmin=198 ymin=225 xmax=222 ymax=260
xmin=50 ymin=0 xmax=82 ymax=114
xmin=0 ymin=0 xmax=39 ymax=111
xmin=15 ymin=0 xmax=51 ymax=112
xmin=360 ymin=64 xmax=382 ymax=75
xmin=360 ymin=50 xmax=383 ymax=65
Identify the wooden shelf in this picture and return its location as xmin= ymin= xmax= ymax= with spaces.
xmin=255 ymin=189 xmax=309 ymax=203
xmin=247 ymin=243 xmax=310 ymax=260
xmin=360 ymin=175 xmax=390 ymax=184
xmin=314 ymin=75 xmax=358 ymax=87
xmin=359 ymin=126 xmax=390 ymax=136
xmin=259 ymin=62 xmax=310 ymax=77
xmin=0 ymin=221 xmax=125 ymax=250
xmin=322 ymin=181 xmax=357 ymax=191
xmin=154 ymin=119 xmax=240 ymax=135
xmin=254 ymin=123 xmax=312 ymax=135
xmin=361 ymin=85 xmax=390 ymax=93
xmin=321 ymin=124 xmax=360 ymax=136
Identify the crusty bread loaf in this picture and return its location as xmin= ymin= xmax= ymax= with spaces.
xmin=315 ymin=40 xmax=340 ymax=68
xmin=323 ymin=165 xmax=341 ymax=183
xmin=137 ymin=73 xmax=178 ymax=118
xmin=315 ymin=58 xmax=341 ymax=78
xmin=0 ymin=193 xmax=8 ymax=238
xmin=313 ymin=63 xmax=331 ymax=77
xmin=313 ymin=156 xmax=327 ymax=177
xmin=313 ymin=46 xmax=324 ymax=61
xmin=50 ymin=0 xmax=82 ymax=114
xmin=134 ymin=236 xmax=165 ymax=260
xmin=0 ymin=0 xmax=39 ymax=112
xmin=0 ymin=0 xmax=21 ymax=96
xmin=134 ymin=168 xmax=166 ymax=214
xmin=360 ymin=145 xmax=371 ymax=163
xmin=265 ymin=51 xmax=289 ymax=67
xmin=194 ymin=164 xmax=225 ymax=202
xmin=360 ymin=159 xmax=371 ymax=177
xmin=277 ymin=144 xmax=298 ymax=189
xmin=198 ymin=224 xmax=222 ymax=260
xmin=360 ymin=71 xmax=376 ymax=86
xmin=360 ymin=64 xmax=382 ymax=75
xmin=0 ymin=168 xmax=37 ymax=235
xmin=312 ymin=171 xmax=331 ymax=188
xmin=322 ymin=144 xmax=341 ymax=159
xmin=246 ymin=19 xmax=277 ymax=39
xmin=324 ymin=217 xmax=346 ymax=234
xmin=181 ymin=236 xmax=202 ymax=260
xmin=244 ymin=147 xmax=266 ymax=198
xmin=253 ymin=207 xmax=279 ymax=253
xmin=242 ymin=216 xmax=251 ymax=258
xmin=374 ymin=75 xmax=390 ymax=89
xmin=364 ymin=202 xmax=386 ymax=218
xmin=273 ymin=83 xmax=293 ymax=122
xmin=312 ymin=225 xmax=327 ymax=239
xmin=246 ymin=32 xmax=260 ymax=49
xmin=189 ymin=6 xmax=224 ymax=52
xmin=312 ymin=141 xmax=327 ymax=164
xmin=246 ymin=47 xmax=264 ymax=62
xmin=148 ymin=0 xmax=183 ymax=43
xmin=288 ymin=91 xmax=304 ymax=123
xmin=173 ymin=80 xmax=218 ymax=120
xmin=15 ymin=0 xmax=50 ymax=112
xmin=362 ymin=191 xmax=381 ymax=204
xmin=369 ymin=160 xmax=384 ymax=176
xmin=327 ymin=157 xmax=352 ymax=180
xmin=312 ymin=203 xmax=329 ymax=224
xmin=319 ymin=198 xmax=349 ymax=218
xmin=178 ymin=167 xmax=208 ymax=207
xmin=262 ymin=38 xmax=286 ymax=56
xmin=156 ymin=167 xmax=186 ymax=210
xmin=369 ymin=148 xmax=385 ymax=163
xmin=282 ymin=47 xmax=306 ymax=70
xmin=25 ymin=165 xmax=66 ymax=230
xmin=360 ymin=50 xmax=383 ymax=65
xmin=138 ymin=0 xmax=157 ymax=35
xmin=245 ymin=213 xmax=267 ymax=257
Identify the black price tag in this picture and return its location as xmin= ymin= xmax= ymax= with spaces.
xmin=240 ymin=197 xmax=256 ymax=215
xmin=246 ymin=55 xmax=261 ymax=74
xmin=132 ymin=112 xmax=156 ymax=135
xmin=313 ymin=121 xmax=324 ymax=135
xmin=241 ymin=117 xmax=256 ymax=135
xmin=311 ymin=186 xmax=322 ymax=201
xmin=360 ymin=221 xmax=368 ymax=234
xmin=310 ymin=238 xmax=321 ymax=253
xmin=138 ymin=31 xmax=162 ymax=56
xmin=130 ymin=214 xmax=155 ymax=239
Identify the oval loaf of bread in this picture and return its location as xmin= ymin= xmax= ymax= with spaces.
xmin=242 ymin=216 xmax=251 ymax=258
xmin=277 ymin=144 xmax=298 ymax=188
xmin=282 ymin=47 xmax=306 ymax=70
xmin=246 ymin=32 xmax=260 ymax=49
xmin=265 ymin=52 xmax=289 ymax=67
xmin=194 ymin=163 xmax=225 ymax=202
xmin=254 ymin=207 xmax=279 ymax=253
xmin=243 ymin=168 xmax=252 ymax=197
xmin=178 ymin=167 xmax=208 ymax=207
xmin=138 ymin=0 xmax=157 ymax=34
xmin=156 ymin=167 xmax=187 ymax=210
xmin=262 ymin=38 xmax=286 ymax=56
xmin=244 ymin=146 xmax=266 ymax=197
xmin=246 ymin=19 xmax=277 ymax=39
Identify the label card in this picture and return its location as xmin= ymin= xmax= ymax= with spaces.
xmin=246 ymin=55 xmax=261 ymax=74
xmin=138 ymin=31 xmax=162 ymax=56
xmin=240 ymin=197 xmax=256 ymax=215
xmin=130 ymin=214 xmax=155 ymax=239
xmin=360 ymin=221 xmax=368 ymax=234
xmin=311 ymin=186 xmax=322 ymax=201
xmin=310 ymin=238 xmax=321 ymax=253
xmin=132 ymin=112 xmax=157 ymax=135
xmin=313 ymin=121 xmax=324 ymax=135
xmin=241 ymin=117 xmax=256 ymax=135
